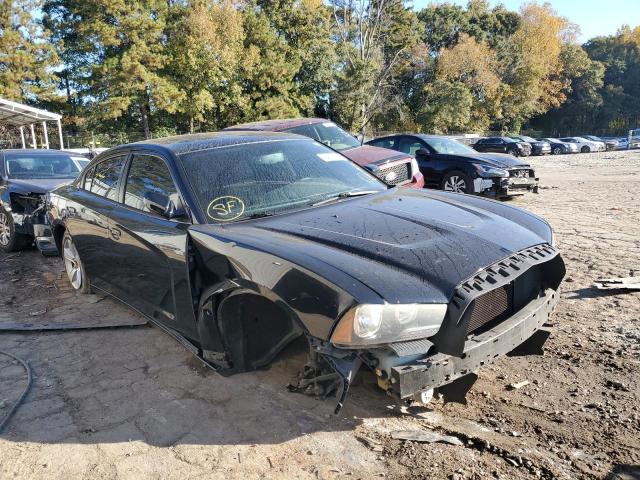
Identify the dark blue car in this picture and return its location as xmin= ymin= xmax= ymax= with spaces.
xmin=367 ymin=134 xmax=539 ymax=198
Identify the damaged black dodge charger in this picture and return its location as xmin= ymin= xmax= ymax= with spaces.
xmin=47 ymin=132 xmax=565 ymax=411
xmin=1 ymin=149 xmax=85 ymax=254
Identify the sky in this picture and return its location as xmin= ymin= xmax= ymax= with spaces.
xmin=412 ymin=0 xmax=640 ymax=42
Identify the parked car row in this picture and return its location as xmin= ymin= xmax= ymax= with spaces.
xmin=471 ymin=135 xmax=613 ymax=156
xmin=0 ymin=123 xmax=566 ymax=412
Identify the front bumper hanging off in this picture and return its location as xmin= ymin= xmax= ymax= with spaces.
xmin=390 ymin=288 xmax=558 ymax=399
xmin=475 ymin=176 xmax=539 ymax=198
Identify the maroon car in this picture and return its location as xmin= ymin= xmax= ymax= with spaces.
xmin=224 ymin=118 xmax=424 ymax=189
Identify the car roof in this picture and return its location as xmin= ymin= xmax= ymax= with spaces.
xmin=223 ymin=118 xmax=328 ymax=132
xmin=124 ymin=131 xmax=312 ymax=156
xmin=0 ymin=149 xmax=72 ymax=155
xmin=371 ymin=133 xmax=462 ymax=142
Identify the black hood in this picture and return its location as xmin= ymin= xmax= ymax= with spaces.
xmin=189 ymin=188 xmax=552 ymax=305
xmin=7 ymin=178 xmax=74 ymax=195
xmin=447 ymin=152 xmax=530 ymax=169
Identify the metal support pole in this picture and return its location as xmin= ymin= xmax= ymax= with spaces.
xmin=42 ymin=122 xmax=50 ymax=149
xmin=19 ymin=127 xmax=26 ymax=149
xmin=57 ymin=119 xmax=64 ymax=150
xmin=29 ymin=124 xmax=36 ymax=149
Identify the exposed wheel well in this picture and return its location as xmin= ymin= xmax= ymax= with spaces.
xmin=200 ymin=288 xmax=303 ymax=374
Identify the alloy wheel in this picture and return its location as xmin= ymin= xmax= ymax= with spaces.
xmin=553 ymin=147 xmax=562 ymax=155
xmin=63 ymin=236 xmax=83 ymax=290
xmin=0 ymin=212 xmax=10 ymax=246
xmin=444 ymin=176 xmax=467 ymax=193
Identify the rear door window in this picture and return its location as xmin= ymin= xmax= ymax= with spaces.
xmin=398 ymin=137 xmax=424 ymax=156
xmin=87 ymin=155 xmax=126 ymax=201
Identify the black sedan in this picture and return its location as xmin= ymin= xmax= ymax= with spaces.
xmin=366 ymin=134 xmax=539 ymax=197
xmin=539 ymin=138 xmax=579 ymax=155
xmin=47 ymin=132 xmax=565 ymax=410
xmin=0 ymin=149 xmax=85 ymax=254
xmin=473 ymin=137 xmax=532 ymax=157
xmin=510 ymin=136 xmax=551 ymax=156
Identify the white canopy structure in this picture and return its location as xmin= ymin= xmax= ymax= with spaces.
xmin=0 ymin=97 xmax=64 ymax=149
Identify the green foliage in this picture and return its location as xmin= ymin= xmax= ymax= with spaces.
xmin=0 ymin=0 xmax=637 ymax=142
xmin=0 ymin=0 xmax=58 ymax=101
xmin=532 ymin=25 xmax=640 ymax=135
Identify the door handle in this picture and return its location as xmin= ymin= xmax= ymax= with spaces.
xmin=110 ymin=228 xmax=121 ymax=241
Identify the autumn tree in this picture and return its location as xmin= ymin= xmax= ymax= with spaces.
xmin=496 ymin=2 xmax=576 ymax=132
xmin=0 ymin=0 xmax=57 ymax=101
xmin=330 ymin=0 xmax=421 ymax=135
xmin=433 ymin=33 xmax=503 ymax=132
xmin=166 ymin=0 xmax=245 ymax=133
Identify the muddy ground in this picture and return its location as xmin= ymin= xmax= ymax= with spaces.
xmin=0 ymin=150 xmax=639 ymax=479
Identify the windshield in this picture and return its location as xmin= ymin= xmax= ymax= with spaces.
xmin=519 ymin=136 xmax=536 ymax=142
xmin=180 ymin=139 xmax=386 ymax=222
xmin=285 ymin=122 xmax=361 ymax=151
xmin=5 ymin=152 xmax=82 ymax=179
xmin=424 ymin=137 xmax=477 ymax=155
xmin=502 ymin=137 xmax=517 ymax=143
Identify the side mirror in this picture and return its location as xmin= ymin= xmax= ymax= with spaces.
xmin=143 ymin=191 xmax=187 ymax=220
xmin=416 ymin=147 xmax=431 ymax=158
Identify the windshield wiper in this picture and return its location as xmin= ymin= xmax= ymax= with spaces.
xmin=245 ymin=211 xmax=275 ymax=220
xmin=312 ymin=190 xmax=381 ymax=207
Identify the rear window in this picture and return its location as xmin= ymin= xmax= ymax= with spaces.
xmin=4 ymin=152 xmax=81 ymax=179
xmin=85 ymin=155 xmax=126 ymax=201
xmin=284 ymin=122 xmax=360 ymax=152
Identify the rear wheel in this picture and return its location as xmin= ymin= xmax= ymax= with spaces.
xmin=0 ymin=206 xmax=31 ymax=253
xmin=581 ymin=146 xmax=590 ymax=153
xmin=62 ymin=231 xmax=91 ymax=293
xmin=441 ymin=171 xmax=474 ymax=194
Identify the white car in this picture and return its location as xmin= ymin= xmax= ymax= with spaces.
xmin=616 ymin=137 xmax=640 ymax=150
xmin=559 ymin=137 xmax=605 ymax=153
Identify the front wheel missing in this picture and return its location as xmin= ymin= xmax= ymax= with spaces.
xmin=288 ymin=344 xmax=361 ymax=413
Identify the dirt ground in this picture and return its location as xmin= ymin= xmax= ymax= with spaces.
xmin=1 ymin=149 xmax=639 ymax=480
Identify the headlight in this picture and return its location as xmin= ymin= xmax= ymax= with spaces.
xmin=331 ymin=303 xmax=447 ymax=347
xmin=475 ymin=164 xmax=509 ymax=178
xmin=410 ymin=157 xmax=419 ymax=177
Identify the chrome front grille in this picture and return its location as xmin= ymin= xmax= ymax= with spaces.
xmin=374 ymin=162 xmax=411 ymax=185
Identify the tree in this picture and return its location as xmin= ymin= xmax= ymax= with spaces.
xmin=64 ymin=0 xmax=182 ymax=138
xmin=233 ymin=0 xmax=336 ymax=123
xmin=166 ymin=0 xmax=245 ymax=132
xmin=497 ymin=2 xmax=576 ymax=132
xmin=330 ymin=0 xmax=421 ymax=135
xmin=435 ymin=33 xmax=503 ymax=132
xmin=0 ymin=0 xmax=57 ymax=102
xmin=534 ymin=25 xmax=640 ymax=135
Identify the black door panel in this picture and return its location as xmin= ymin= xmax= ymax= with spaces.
xmin=106 ymin=153 xmax=197 ymax=340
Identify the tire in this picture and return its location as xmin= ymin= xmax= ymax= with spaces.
xmin=509 ymin=148 xmax=520 ymax=157
xmin=552 ymin=146 xmax=563 ymax=155
xmin=0 ymin=205 xmax=32 ymax=253
xmin=581 ymin=146 xmax=590 ymax=153
xmin=61 ymin=230 xmax=91 ymax=293
xmin=441 ymin=171 xmax=474 ymax=194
